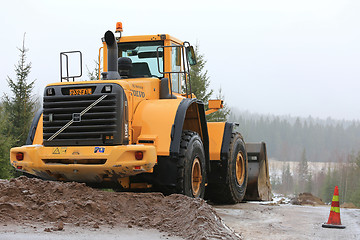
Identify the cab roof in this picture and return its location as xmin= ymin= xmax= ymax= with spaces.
xmin=117 ymin=34 xmax=184 ymax=45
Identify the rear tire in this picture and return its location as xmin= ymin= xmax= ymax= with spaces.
xmin=177 ymin=131 xmax=206 ymax=198
xmin=206 ymin=133 xmax=248 ymax=204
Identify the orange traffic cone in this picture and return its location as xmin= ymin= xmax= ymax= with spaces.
xmin=322 ymin=186 xmax=346 ymax=229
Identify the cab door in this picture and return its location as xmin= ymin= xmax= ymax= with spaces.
xmin=170 ymin=43 xmax=184 ymax=94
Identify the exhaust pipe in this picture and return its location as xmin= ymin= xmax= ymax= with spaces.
xmin=103 ymin=31 xmax=120 ymax=80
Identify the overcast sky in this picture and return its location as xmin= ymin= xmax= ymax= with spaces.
xmin=1 ymin=0 xmax=359 ymax=120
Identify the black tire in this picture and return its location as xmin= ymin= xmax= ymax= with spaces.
xmin=176 ymin=130 xmax=206 ymax=198
xmin=22 ymin=172 xmax=42 ymax=179
xmin=206 ymin=133 xmax=248 ymax=204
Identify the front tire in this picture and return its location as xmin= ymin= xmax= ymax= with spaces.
xmin=227 ymin=133 xmax=248 ymax=202
xmin=177 ymin=131 xmax=206 ymax=198
xmin=206 ymin=133 xmax=248 ymax=204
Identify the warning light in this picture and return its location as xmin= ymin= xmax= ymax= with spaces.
xmin=134 ymin=166 xmax=141 ymax=170
xmin=17 ymin=166 xmax=23 ymax=170
xmin=135 ymin=151 xmax=143 ymax=160
xmin=16 ymin=152 xmax=24 ymax=161
xmin=116 ymin=22 xmax=123 ymax=33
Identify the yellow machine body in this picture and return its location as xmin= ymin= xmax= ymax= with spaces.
xmin=10 ymin=24 xmax=271 ymax=201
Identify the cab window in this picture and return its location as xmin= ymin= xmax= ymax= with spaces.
xmin=118 ymin=41 xmax=164 ymax=78
xmin=171 ymin=44 xmax=183 ymax=93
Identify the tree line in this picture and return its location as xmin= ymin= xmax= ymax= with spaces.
xmin=229 ymin=110 xmax=360 ymax=206
xmin=270 ymin=150 xmax=360 ymax=207
xmin=230 ymin=110 xmax=360 ymax=163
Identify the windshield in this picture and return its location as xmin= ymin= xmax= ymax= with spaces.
xmin=118 ymin=41 xmax=164 ymax=78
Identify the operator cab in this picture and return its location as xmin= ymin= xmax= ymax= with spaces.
xmin=59 ymin=22 xmax=197 ymax=97
xmin=114 ymin=39 xmax=196 ymax=96
xmin=109 ymin=22 xmax=196 ymax=96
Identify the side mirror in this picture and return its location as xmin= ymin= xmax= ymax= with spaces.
xmin=186 ymin=46 xmax=197 ymax=66
xmin=208 ymin=100 xmax=223 ymax=109
xmin=205 ymin=100 xmax=223 ymax=115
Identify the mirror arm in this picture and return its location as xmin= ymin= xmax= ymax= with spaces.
xmin=205 ymin=108 xmax=220 ymax=115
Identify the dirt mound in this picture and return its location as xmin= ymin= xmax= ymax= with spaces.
xmin=340 ymin=202 xmax=358 ymax=209
xmin=0 ymin=176 xmax=240 ymax=240
xmin=290 ymin=193 xmax=325 ymax=206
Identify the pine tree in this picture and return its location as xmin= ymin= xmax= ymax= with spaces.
xmin=281 ymin=163 xmax=294 ymax=195
xmin=207 ymin=87 xmax=230 ymax=122
xmin=188 ymin=44 xmax=230 ymax=122
xmin=87 ymin=59 xmax=101 ymax=80
xmin=297 ymin=148 xmax=309 ymax=192
xmin=305 ymin=171 xmax=313 ymax=193
xmin=188 ymin=44 xmax=213 ymax=104
xmin=321 ymin=167 xmax=334 ymax=203
xmin=349 ymin=151 xmax=360 ymax=207
xmin=356 ymin=151 xmax=360 ymax=169
xmin=0 ymin=104 xmax=15 ymax=179
xmin=3 ymin=34 xmax=35 ymax=146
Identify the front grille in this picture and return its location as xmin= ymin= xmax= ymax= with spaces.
xmin=43 ymin=83 xmax=128 ymax=146
xmin=42 ymin=159 xmax=107 ymax=165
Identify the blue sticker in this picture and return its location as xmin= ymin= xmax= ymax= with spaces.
xmin=94 ymin=147 xmax=105 ymax=153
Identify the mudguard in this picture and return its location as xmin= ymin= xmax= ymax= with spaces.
xmin=170 ymin=98 xmax=210 ymax=172
xmin=26 ymin=108 xmax=43 ymax=145
xmin=132 ymin=98 xmax=183 ymax=156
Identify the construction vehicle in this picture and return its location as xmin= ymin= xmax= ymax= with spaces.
xmin=10 ymin=22 xmax=271 ymax=203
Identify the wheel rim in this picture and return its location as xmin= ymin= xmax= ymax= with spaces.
xmin=235 ymin=152 xmax=245 ymax=185
xmin=191 ymin=157 xmax=202 ymax=197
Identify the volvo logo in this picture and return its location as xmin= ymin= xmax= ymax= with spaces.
xmin=72 ymin=113 xmax=81 ymax=122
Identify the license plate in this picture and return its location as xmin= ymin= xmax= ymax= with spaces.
xmin=69 ymin=88 xmax=92 ymax=95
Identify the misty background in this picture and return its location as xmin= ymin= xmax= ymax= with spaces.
xmin=1 ymin=0 xmax=360 ymax=120
xmin=1 ymin=0 xmax=360 ymax=205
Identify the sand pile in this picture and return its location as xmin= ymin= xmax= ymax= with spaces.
xmin=290 ymin=193 xmax=325 ymax=206
xmin=0 ymin=176 xmax=240 ymax=240
xmin=340 ymin=202 xmax=358 ymax=209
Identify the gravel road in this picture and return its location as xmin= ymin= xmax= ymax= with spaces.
xmin=0 ymin=223 xmax=183 ymax=240
xmin=1 ymin=177 xmax=359 ymax=239
xmin=2 ymin=201 xmax=358 ymax=240
xmin=214 ymin=202 xmax=360 ymax=240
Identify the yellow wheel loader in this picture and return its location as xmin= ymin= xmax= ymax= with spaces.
xmin=10 ymin=23 xmax=271 ymax=203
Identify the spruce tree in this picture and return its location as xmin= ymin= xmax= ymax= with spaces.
xmin=188 ymin=44 xmax=230 ymax=122
xmin=87 ymin=59 xmax=100 ymax=80
xmin=349 ymin=151 xmax=360 ymax=207
xmin=321 ymin=167 xmax=334 ymax=203
xmin=0 ymin=104 xmax=14 ymax=178
xmin=281 ymin=163 xmax=293 ymax=195
xmin=305 ymin=171 xmax=313 ymax=193
xmin=207 ymin=87 xmax=230 ymax=122
xmin=188 ymin=44 xmax=213 ymax=104
xmin=3 ymin=34 xmax=35 ymax=146
xmin=297 ymin=149 xmax=309 ymax=192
